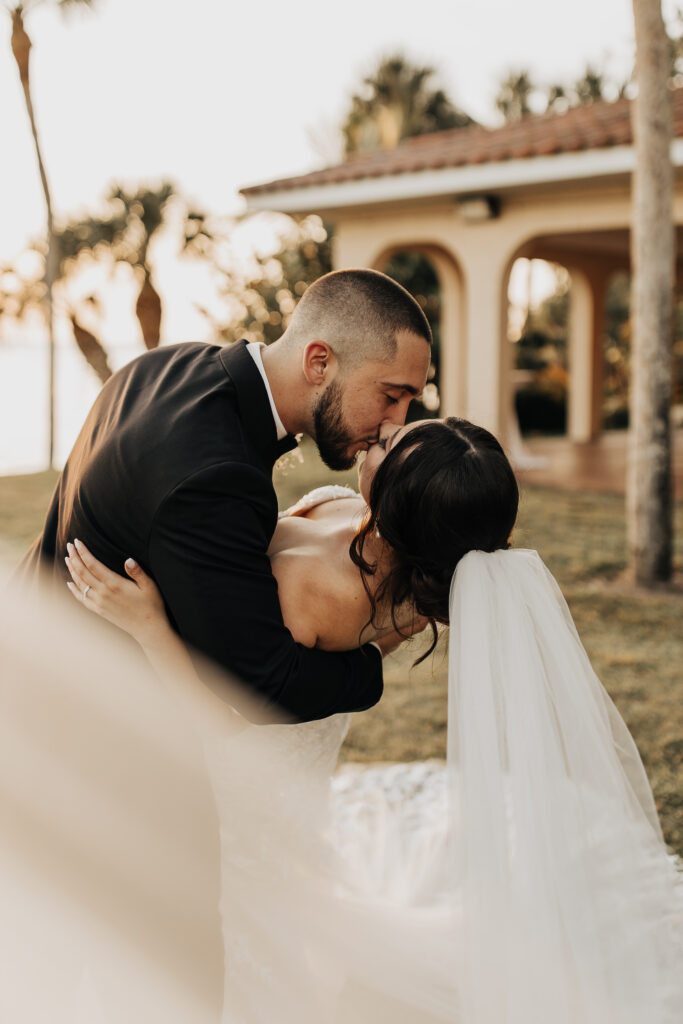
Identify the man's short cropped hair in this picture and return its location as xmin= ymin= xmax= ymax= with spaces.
xmin=283 ymin=268 xmax=432 ymax=367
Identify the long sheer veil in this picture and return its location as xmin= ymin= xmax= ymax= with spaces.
xmin=447 ymin=548 xmax=683 ymax=1023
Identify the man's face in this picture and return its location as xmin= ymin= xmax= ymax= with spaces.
xmin=312 ymin=330 xmax=430 ymax=470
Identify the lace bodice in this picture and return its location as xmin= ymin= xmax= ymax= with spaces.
xmin=279 ymin=484 xmax=361 ymax=519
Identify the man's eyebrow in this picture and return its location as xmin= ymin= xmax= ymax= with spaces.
xmin=380 ymin=381 xmax=421 ymax=396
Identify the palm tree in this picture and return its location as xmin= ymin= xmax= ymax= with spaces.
xmin=57 ymin=183 xmax=214 ymax=354
xmin=7 ymin=0 xmax=96 ymax=467
xmin=2 ymin=184 xmax=213 ymax=385
xmin=573 ymin=65 xmax=606 ymax=106
xmin=342 ymin=54 xmax=474 ymax=155
xmin=110 ymin=183 xmax=173 ymax=349
xmin=502 ymin=64 xmax=628 ymax=122
xmin=628 ymin=0 xmax=674 ymax=585
xmin=545 ymin=83 xmax=570 ymax=115
xmin=69 ymin=313 xmax=112 ymax=384
xmin=495 ymin=70 xmax=536 ymax=124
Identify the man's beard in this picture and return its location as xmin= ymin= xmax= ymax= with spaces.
xmin=313 ymin=379 xmax=358 ymax=470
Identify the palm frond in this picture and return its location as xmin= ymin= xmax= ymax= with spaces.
xmin=57 ymin=0 xmax=96 ymax=11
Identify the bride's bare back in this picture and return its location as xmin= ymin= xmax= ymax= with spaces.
xmin=267 ymin=493 xmax=380 ymax=651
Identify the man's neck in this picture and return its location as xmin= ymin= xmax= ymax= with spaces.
xmin=261 ymin=341 xmax=309 ymax=437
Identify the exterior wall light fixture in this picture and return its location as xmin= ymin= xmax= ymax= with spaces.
xmin=457 ymin=195 xmax=501 ymax=222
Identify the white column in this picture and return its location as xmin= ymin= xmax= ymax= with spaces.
xmin=460 ymin=249 xmax=510 ymax=442
xmin=567 ymin=268 xmax=597 ymax=443
xmin=427 ymin=250 xmax=465 ymax=418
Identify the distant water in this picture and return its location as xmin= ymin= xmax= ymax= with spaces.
xmin=0 ymin=340 xmax=143 ymax=476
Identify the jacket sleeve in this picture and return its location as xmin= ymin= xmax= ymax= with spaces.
xmin=147 ymin=461 xmax=383 ymax=723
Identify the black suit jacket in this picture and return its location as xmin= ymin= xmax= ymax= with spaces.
xmin=20 ymin=341 xmax=383 ymax=722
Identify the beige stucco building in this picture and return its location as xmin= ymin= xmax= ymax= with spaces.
xmin=241 ymin=93 xmax=683 ymax=450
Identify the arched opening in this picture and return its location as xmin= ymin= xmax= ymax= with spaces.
xmin=507 ymin=257 xmax=571 ymax=443
xmin=507 ymin=231 xmax=633 ymax=447
xmin=369 ymin=243 xmax=466 ymax=420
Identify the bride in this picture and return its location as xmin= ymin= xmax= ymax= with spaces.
xmin=64 ymin=416 xmax=683 ymax=1023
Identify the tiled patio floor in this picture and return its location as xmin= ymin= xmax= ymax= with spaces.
xmin=516 ymin=428 xmax=683 ymax=499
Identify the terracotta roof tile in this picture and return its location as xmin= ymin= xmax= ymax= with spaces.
xmin=241 ymin=91 xmax=683 ymax=197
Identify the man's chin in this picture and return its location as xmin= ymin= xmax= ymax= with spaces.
xmin=316 ymin=442 xmax=358 ymax=472
xmin=319 ymin=451 xmax=357 ymax=472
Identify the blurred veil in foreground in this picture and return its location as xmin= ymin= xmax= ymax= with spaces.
xmin=0 ymin=567 xmax=227 ymax=1022
xmin=1 ymin=553 xmax=683 ymax=1024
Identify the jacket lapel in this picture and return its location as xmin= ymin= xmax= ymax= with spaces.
xmin=218 ymin=340 xmax=296 ymax=469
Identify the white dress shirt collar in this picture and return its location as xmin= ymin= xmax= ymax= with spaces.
xmin=246 ymin=342 xmax=288 ymax=442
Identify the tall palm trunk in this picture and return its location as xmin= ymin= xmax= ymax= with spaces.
xmin=11 ymin=8 xmax=58 ymax=468
xmin=628 ymin=0 xmax=674 ymax=585
xmin=69 ymin=316 xmax=112 ymax=385
xmin=135 ymin=269 xmax=162 ymax=349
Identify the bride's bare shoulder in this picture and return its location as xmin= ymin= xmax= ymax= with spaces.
xmin=275 ymin=545 xmax=371 ymax=652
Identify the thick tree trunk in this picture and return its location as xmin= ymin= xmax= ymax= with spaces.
xmin=70 ymin=316 xmax=112 ymax=385
xmin=12 ymin=9 xmax=57 ymax=468
xmin=135 ymin=269 xmax=162 ymax=349
xmin=628 ymin=0 xmax=674 ymax=584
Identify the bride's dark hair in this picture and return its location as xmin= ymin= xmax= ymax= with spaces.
xmin=350 ymin=417 xmax=519 ymax=662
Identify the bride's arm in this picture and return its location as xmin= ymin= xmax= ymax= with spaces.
xmin=65 ymin=537 xmax=420 ymax=703
xmin=65 ymin=540 xmax=246 ymax=737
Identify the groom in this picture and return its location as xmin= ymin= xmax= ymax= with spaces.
xmin=20 ymin=269 xmax=432 ymax=722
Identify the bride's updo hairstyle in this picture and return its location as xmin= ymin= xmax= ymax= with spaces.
xmin=350 ymin=417 xmax=519 ymax=660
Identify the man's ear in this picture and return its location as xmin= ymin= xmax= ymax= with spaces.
xmin=301 ymin=341 xmax=338 ymax=387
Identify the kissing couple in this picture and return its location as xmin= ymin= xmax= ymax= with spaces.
xmin=20 ymin=269 xmax=683 ymax=1021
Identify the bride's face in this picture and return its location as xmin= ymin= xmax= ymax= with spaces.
xmin=357 ymin=418 xmax=440 ymax=503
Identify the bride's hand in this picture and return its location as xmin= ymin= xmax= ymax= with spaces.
xmin=374 ymin=608 xmax=429 ymax=656
xmin=65 ymin=539 xmax=170 ymax=649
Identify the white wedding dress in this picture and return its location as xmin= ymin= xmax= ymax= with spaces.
xmin=205 ymin=707 xmax=463 ymax=1024
xmin=203 ymin=488 xmax=683 ymax=1024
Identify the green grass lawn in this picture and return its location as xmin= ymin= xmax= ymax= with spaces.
xmin=2 ymin=440 xmax=682 ymax=856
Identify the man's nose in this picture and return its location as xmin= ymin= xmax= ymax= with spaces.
xmin=383 ymin=396 xmax=413 ymax=426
